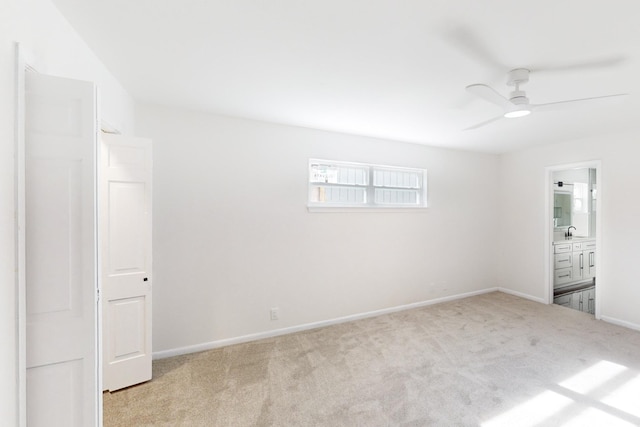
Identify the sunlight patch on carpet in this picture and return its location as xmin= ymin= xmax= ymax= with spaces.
xmin=484 ymin=360 xmax=640 ymax=426
xmin=559 ymin=360 xmax=627 ymax=395
xmin=481 ymin=390 xmax=573 ymax=427
xmin=601 ymin=372 xmax=640 ymax=418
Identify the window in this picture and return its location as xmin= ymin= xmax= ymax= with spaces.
xmin=308 ymin=159 xmax=427 ymax=209
xmin=573 ymin=182 xmax=589 ymax=214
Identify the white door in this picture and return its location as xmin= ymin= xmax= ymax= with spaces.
xmin=101 ymin=134 xmax=152 ymax=391
xmin=25 ymin=72 xmax=98 ymax=426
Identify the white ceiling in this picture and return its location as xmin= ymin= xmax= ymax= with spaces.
xmin=52 ymin=0 xmax=640 ymax=153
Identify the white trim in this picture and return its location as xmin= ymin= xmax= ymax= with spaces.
xmin=153 ymin=287 xmax=499 ymax=360
xmin=594 ymin=163 xmax=603 ymax=320
xmin=307 ymin=206 xmax=429 ymax=213
xmin=14 ymin=42 xmax=27 ymax=427
xmin=600 ymin=315 xmax=640 ymax=332
xmin=544 ymin=169 xmax=552 ymax=305
xmin=497 ymin=287 xmax=547 ymax=304
xmin=544 ymin=160 xmax=602 ymax=320
xmin=93 ymin=85 xmax=103 ymax=427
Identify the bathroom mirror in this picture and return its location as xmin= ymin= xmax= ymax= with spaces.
xmin=554 ymin=191 xmax=572 ymax=227
xmin=552 ymin=168 xmax=596 ymax=237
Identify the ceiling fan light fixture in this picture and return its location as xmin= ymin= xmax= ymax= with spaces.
xmin=504 ymin=105 xmax=531 ymax=118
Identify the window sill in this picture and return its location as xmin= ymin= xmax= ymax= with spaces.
xmin=307 ymin=205 xmax=429 ymax=213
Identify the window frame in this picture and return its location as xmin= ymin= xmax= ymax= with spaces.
xmin=307 ymin=158 xmax=428 ymax=211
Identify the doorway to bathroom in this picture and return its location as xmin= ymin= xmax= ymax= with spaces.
xmin=546 ymin=162 xmax=601 ymax=317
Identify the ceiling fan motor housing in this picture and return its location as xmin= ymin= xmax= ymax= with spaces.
xmin=507 ymin=68 xmax=530 ymax=86
xmin=506 ymin=69 xmax=532 ymax=117
xmin=505 ymin=86 xmax=532 ymax=118
xmin=509 ymin=90 xmax=529 ymax=105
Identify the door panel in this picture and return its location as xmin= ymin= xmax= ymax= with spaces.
xmin=108 ymin=182 xmax=146 ymax=273
xmin=101 ymin=134 xmax=152 ymax=391
xmin=25 ymin=72 xmax=98 ymax=426
xmin=111 ymin=297 xmax=146 ymax=359
xmin=26 ymin=360 xmax=83 ymax=426
xmin=26 ymin=158 xmax=82 ymax=317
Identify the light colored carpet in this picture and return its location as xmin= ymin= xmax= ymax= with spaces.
xmin=104 ymin=292 xmax=640 ymax=426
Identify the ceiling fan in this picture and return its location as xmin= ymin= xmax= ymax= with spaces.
xmin=465 ymin=68 xmax=628 ymax=130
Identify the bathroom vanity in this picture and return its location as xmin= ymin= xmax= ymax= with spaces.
xmin=552 ymin=238 xmax=596 ymax=314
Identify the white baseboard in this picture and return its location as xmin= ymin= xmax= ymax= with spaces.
xmin=153 ymin=287 xmax=500 ymax=360
xmin=600 ymin=315 xmax=640 ymax=332
xmin=498 ymin=287 xmax=547 ymax=304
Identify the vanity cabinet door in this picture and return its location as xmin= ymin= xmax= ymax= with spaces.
xmin=571 ymin=251 xmax=584 ymax=282
xmin=583 ymin=250 xmax=596 ymax=280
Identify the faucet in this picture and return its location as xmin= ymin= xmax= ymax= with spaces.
xmin=566 ymin=226 xmax=576 ymax=239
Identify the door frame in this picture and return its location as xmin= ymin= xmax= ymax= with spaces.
xmin=14 ymin=43 xmax=103 ymax=427
xmin=544 ymin=160 xmax=602 ymax=319
xmin=14 ymin=41 xmax=33 ymax=427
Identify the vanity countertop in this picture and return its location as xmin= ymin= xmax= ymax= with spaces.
xmin=553 ymin=237 xmax=595 ymax=244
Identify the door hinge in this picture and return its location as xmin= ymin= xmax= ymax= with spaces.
xmin=96 ymin=288 xmax=101 ymax=303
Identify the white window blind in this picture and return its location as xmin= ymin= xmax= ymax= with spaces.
xmin=308 ymin=159 xmax=427 ymax=209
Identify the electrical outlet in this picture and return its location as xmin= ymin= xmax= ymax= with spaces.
xmin=270 ymin=307 xmax=279 ymax=321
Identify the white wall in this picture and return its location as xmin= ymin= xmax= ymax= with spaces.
xmin=136 ymin=104 xmax=501 ymax=354
xmin=0 ymin=0 xmax=134 ymax=423
xmin=4 ymin=3 xmax=640 ymax=423
xmin=498 ymin=130 xmax=640 ymax=328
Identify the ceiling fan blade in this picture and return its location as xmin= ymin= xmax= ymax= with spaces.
xmin=466 ymin=84 xmax=512 ymax=108
xmin=445 ymin=27 xmax=509 ymax=71
xmin=532 ymin=93 xmax=629 ymax=112
xmin=464 ymin=115 xmax=504 ymax=131
xmin=529 ymin=56 xmax=627 ymax=74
